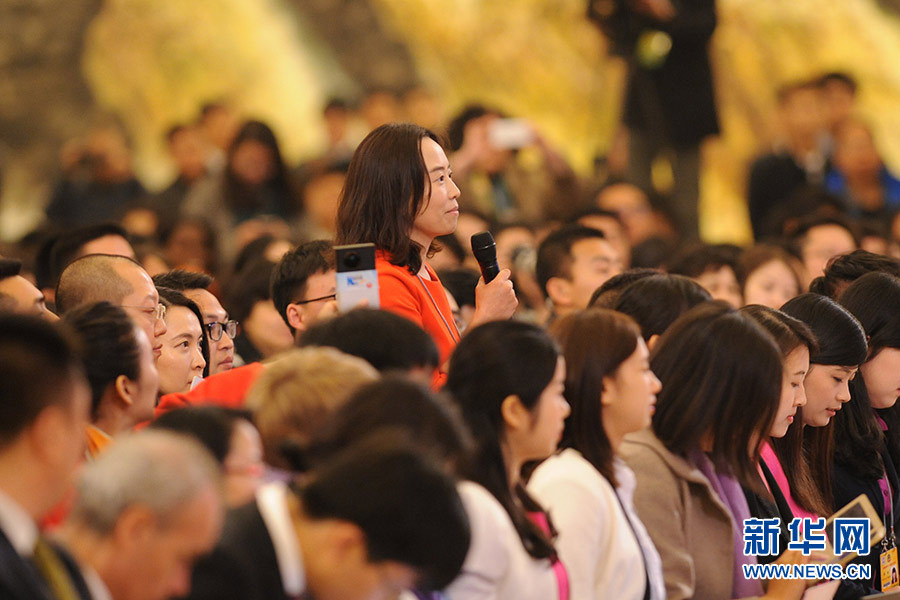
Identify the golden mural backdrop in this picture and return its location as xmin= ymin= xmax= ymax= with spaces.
xmin=81 ymin=0 xmax=900 ymax=242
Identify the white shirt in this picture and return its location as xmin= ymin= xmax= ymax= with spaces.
xmin=256 ymin=482 xmax=306 ymax=598
xmin=0 ymin=488 xmax=38 ymax=557
xmin=528 ymin=450 xmax=665 ymax=600
xmin=83 ymin=566 xmax=113 ymax=600
xmin=445 ymin=481 xmax=559 ymax=600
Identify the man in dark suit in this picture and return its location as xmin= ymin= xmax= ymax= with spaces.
xmin=59 ymin=431 xmax=224 ymax=600
xmin=184 ymin=434 xmax=471 ymax=600
xmin=0 ymin=314 xmax=92 ymax=600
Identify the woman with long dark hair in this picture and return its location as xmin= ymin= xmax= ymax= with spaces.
xmin=834 ymin=272 xmax=900 ymax=591
xmin=622 ymin=302 xmax=808 ymax=600
xmin=528 ymin=308 xmax=665 ymax=599
xmin=444 ymin=320 xmax=570 ymax=600
xmin=777 ymin=293 xmax=867 ymax=519
xmin=336 ymin=123 xmax=516 ymax=385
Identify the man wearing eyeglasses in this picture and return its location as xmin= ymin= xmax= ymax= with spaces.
xmin=152 ymin=271 xmax=236 ymax=375
xmin=56 ymin=254 xmax=168 ymax=359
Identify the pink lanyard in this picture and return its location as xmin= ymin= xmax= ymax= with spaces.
xmin=526 ymin=511 xmax=570 ymax=600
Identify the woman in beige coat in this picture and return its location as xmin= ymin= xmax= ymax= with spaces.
xmin=622 ymin=302 xmax=812 ymax=600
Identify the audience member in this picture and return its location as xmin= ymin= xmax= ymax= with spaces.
xmin=778 ymin=293 xmax=868 ymax=519
xmin=834 ymin=272 xmax=900 ymax=591
xmin=56 ymin=254 xmax=168 ymax=358
xmin=225 ymin=259 xmax=293 ymax=364
xmin=153 ymin=270 xmax=236 ymax=375
xmin=445 ymin=320 xmax=570 ymax=599
xmin=63 ymin=302 xmax=158 ymax=455
xmin=788 ymin=214 xmax=858 ymax=289
xmin=447 ymin=105 xmax=577 ymax=224
xmin=622 ymin=302 xmax=809 ymax=599
xmin=819 ymin=72 xmax=858 ymax=134
xmin=0 ymin=314 xmax=91 ymax=600
xmin=536 ymin=224 xmax=621 ymax=322
xmin=160 ymin=218 xmax=219 ymax=275
xmin=747 ymin=79 xmax=829 ymax=239
xmin=336 ymin=123 xmax=517 ymax=384
xmin=0 ymin=257 xmax=57 ymax=320
xmin=244 ymin=347 xmax=378 ymax=471
xmin=185 ymin=434 xmax=470 ymax=600
xmin=595 ymin=182 xmax=670 ymax=247
xmin=738 ymin=305 xmax=814 ymax=562
xmin=156 ymin=287 xmax=208 ymax=394
xmin=808 ymin=248 xmax=900 ymax=298
xmin=437 ymin=268 xmax=480 ymax=333
xmin=46 ymin=124 xmax=146 ymax=228
xmin=588 ymin=268 xmax=658 ymax=308
xmin=60 ymin=431 xmax=224 ymax=600
xmin=529 ymin=309 xmax=665 ymax=600
xmin=270 ymin=240 xmax=336 ymax=339
xmin=736 ymin=245 xmax=802 ymax=309
xmin=573 ymin=207 xmax=632 ymax=269
xmin=154 ymin=124 xmax=211 ymax=226
xmin=606 ymin=274 xmax=711 ymax=344
xmin=825 ymin=117 xmax=900 ymax=220
xmin=667 ymin=243 xmax=743 ymax=308
xmin=150 ymin=407 xmax=264 ymax=507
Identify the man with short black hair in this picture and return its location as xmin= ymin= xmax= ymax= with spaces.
xmin=535 ymin=224 xmax=622 ymax=321
xmin=57 ymin=254 xmax=167 ymax=359
xmin=153 ymin=270 xmax=235 ymax=374
xmin=185 ymin=434 xmax=470 ymax=600
xmin=0 ymin=258 xmax=57 ymax=321
xmin=270 ymin=240 xmax=336 ymax=338
xmin=0 ymin=314 xmax=92 ymax=599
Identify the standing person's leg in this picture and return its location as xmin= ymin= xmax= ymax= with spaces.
xmin=626 ymin=128 xmax=656 ymax=196
xmin=669 ymin=144 xmax=701 ymax=242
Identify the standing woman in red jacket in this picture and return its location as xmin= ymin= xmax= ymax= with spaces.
xmin=336 ymin=123 xmax=517 ymax=384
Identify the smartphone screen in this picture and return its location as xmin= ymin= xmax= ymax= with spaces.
xmin=335 ymin=243 xmax=380 ymax=312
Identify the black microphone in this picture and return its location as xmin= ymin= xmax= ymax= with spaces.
xmin=471 ymin=231 xmax=501 ymax=283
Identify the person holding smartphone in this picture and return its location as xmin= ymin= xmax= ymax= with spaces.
xmin=336 ymin=123 xmax=517 ymax=387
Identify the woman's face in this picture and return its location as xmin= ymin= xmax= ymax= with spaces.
xmin=770 ymin=346 xmax=810 ymax=438
xmin=131 ymin=326 xmax=159 ymax=422
xmin=230 ymin=139 xmax=275 ymax=185
xmin=223 ymin=419 xmax=265 ymax=507
xmin=743 ymin=260 xmax=799 ymax=310
xmin=602 ymin=337 xmax=662 ymax=448
xmin=515 ymin=357 xmax=570 ymax=463
xmin=802 ymin=364 xmax=856 ymax=427
xmin=410 ymin=137 xmax=460 ymax=247
xmin=861 ymin=347 xmax=900 ymax=409
xmin=157 ymin=306 xmax=206 ymax=395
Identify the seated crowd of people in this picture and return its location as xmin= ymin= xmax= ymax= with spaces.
xmin=2 ymin=73 xmax=900 ymax=600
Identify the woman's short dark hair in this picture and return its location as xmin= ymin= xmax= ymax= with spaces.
xmin=445 ymin=320 xmax=559 ymax=560
xmin=336 ymin=123 xmax=443 ymax=275
xmin=550 ymin=308 xmax=641 ymax=486
xmin=61 ymin=302 xmax=140 ymax=419
xmin=778 ymin=293 xmax=868 ymax=514
xmin=611 ymin=274 xmax=711 ymax=339
xmin=836 ymin=272 xmax=900 ymax=480
xmin=157 ymin=286 xmax=210 ymax=378
xmin=650 ymin=301 xmax=783 ymax=486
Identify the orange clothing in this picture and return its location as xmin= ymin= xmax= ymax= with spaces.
xmin=154 ymin=362 xmax=266 ymax=417
xmin=85 ymin=425 xmax=113 ymax=459
xmin=376 ymin=252 xmax=459 ymax=388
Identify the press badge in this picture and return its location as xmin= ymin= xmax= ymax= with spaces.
xmin=881 ymin=545 xmax=899 ymax=592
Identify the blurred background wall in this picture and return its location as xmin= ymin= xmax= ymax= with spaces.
xmin=3 ymin=0 xmax=900 ymax=242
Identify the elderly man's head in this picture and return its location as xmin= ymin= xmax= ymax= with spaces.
xmin=64 ymin=431 xmax=223 ymax=600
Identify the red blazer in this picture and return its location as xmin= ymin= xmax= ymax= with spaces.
xmin=376 ymin=252 xmax=459 ymax=388
xmin=155 ymin=362 xmax=266 ymax=417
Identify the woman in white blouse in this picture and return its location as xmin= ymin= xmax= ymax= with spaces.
xmin=528 ymin=308 xmax=665 ymax=600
